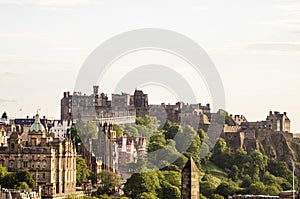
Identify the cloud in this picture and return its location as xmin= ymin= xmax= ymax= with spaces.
xmin=275 ymin=4 xmax=300 ymax=17
xmin=0 ymin=0 xmax=102 ymax=7
xmin=0 ymin=98 xmax=17 ymax=103
xmin=243 ymin=42 xmax=300 ymax=55
xmin=209 ymin=42 xmax=300 ymax=56
xmin=258 ymin=4 xmax=300 ymax=33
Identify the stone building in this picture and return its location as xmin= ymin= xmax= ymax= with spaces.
xmin=116 ymin=135 xmax=147 ymax=166
xmin=181 ymin=157 xmax=200 ymax=199
xmin=61 ymin=86 xmax=149 ymax=123
xmin=150 ymin=102 xmax=211 ymax=130
xmin=0 ymin=114 xmax=76 ymax=198
xmin=222 ymin=111 xmax=292 ymax=152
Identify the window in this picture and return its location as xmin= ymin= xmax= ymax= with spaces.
xmin=43 ymin=173 xmax=45 ymax=179
xmin=43 ymin=161 xmax=47 ymax=168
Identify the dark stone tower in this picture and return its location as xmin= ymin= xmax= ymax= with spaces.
xmin=134 ymin=89 xmax=149 ymax=117
xmin=181 ymin=157 xmax=200 ymax=199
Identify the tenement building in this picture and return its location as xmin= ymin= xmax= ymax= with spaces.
xmin=0 ymin=114 xmax=76 ymax=198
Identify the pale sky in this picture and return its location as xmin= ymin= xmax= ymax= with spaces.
xmin=0 ymin=0 xmax=300 ymax=131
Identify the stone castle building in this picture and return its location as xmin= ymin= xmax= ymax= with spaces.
xmin=0 ymin=114 xmax=76 ymax=198
xmin=61 ymin=86 xmax=149 ymax=123
xmin=61 ymin=86 xmax=211 ymax=130
xmin=222 ymin=111 xmax=292 ymax=152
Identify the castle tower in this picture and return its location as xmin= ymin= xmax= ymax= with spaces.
xmin=181 ymin=157 xmax=200 ymax=199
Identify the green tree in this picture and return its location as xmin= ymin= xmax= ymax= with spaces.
xmin=158 ymin=181 xmax=181 ymax=199
xmin=15 ymin=170 xmax=35 ymax=188
xmin=163 ymin=120 xmax=181 ymax=140
xmin=200 ymin=181 xmax=216 ymax=198
xmin=248 ymin=182 xmax=266 ymax=195
xmin=0 ymin=164 xmax=8 ymax=179
xmin=17 ymin=182 xmax=30 ymax=190
xmin=113 ymin=123 xmax=124 ymax=137
xmin=97 ymin=170 xmax=121 ymax=195
xmin=76 ymin=156 xmax=90 ymax=185
xmin=136 ymin=192 xmax=159 ymax=199
xmin=267 ymin=160 xmax=296 ymax=187
xmin=76 ymin=120 xmax=98 ymax=140
xmin=211 ymin=138 xmax=233 ymax=169
xmin=215 ymin=182 xmax=238 ymax=197
xmin=124 ymin=172 xmax=160 ymax=198
xmin=228 ymin=165 xmax=239 ymax=182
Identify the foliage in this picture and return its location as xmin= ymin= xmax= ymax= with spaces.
xmin=113 ymin=123 xmax=124 ymax=138
xmin=76 ymin=120 xmax=98 ymax=140
xmin=0 ymin=170 xmax=35 ymax=190
xmin=124 ymin=170 xmax=181 ymax=199
xmin=215 ymin=182 xmax=239 ymax=197
xmin=124 ymin=172 xmax=160 ymax=198
xmin=200 ymin=181 xmax=216 ymax=198
xmin=97 ymin=170 xmax=121 ymax=196
xmin=76 ymin=156 xmax=90 ymax=185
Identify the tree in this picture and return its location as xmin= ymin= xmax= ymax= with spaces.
xmin=76 ymin=156 xmax=90 ymax=185
xmin=215 ymin=182 xmax=238 ymax=197
xmin=248 ymin=150 xmax=268 ymax=181
xmin=76 ymin=120 xmax=98 ymax=140
xmin=0 ymin=170 xmax=35 ymax=190
xmin=267 ymin=160 xmax=296 ymax=187
xmin=211 ymin=138 xmax=233 ymax=169
xmin=158 ymin=181 xmax=181 ymax=199
xmin=0 ymin=164 xmax=8 ymax=179
xmin=136 ymin=192 xmax=159 ymax=199
xmin=248 ymin=182 xmax=266 ymax=195
xmin=228 ymin=165 xmax=239 ymax=182
xmin=200 ymin=181 xmax=216 ymax=198
xmin=124 ymin=172 xmax=160 ymax=198
xmin=163 ymin=120 xmax=181 ymax=140
xmin=15 ymin=170 xmax=35 ymax=188
xmin=97 ymin=170 xmax=121 ymax=195
xmin=113 ymin=123 xmax=124 ymax=137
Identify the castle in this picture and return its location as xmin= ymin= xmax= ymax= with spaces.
xmin=61 ymin=86 xmax=149 ymax=123
xmin=222 ymin=111 xmax=292 ymax=152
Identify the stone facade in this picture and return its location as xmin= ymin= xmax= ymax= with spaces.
xmin=61 ymin=86 xmax=149 ymax=123
xmin=150 ymin=102 xmax=211 ymax=130
xmin=0 ymin=114 xmax=76 ymax=198
xmin=181 ymin=157 xmax=200 ymax=199
xmin=222 ymin=111 xmax=292 ymax=152
xmin=116 ymin=135 xmax=146 ymax=166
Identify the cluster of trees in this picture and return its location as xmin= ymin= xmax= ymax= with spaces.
xmin=200 ymin=138 xmax=296 ymax=198
xmin=124 ymin=170 xmax=181 ymax=199
xmin=0 ymin=164 xmax=35 ymax=190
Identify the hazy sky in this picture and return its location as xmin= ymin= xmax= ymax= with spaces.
xmin=0 ymin=0 xmax=300 ymax=131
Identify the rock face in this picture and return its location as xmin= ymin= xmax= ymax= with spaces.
xmin=223 ymin=128 xmax=300 ymax=180
xmin=181 ymin=157 xmax=200 ymax=199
